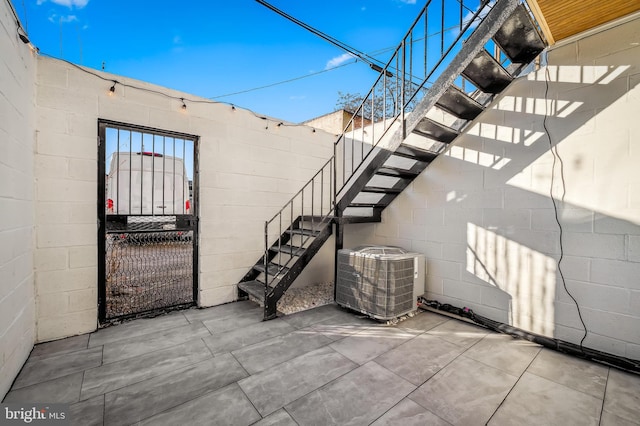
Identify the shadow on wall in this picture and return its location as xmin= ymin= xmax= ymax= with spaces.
xmin=374 ymin=56 xmax=640 ymax=355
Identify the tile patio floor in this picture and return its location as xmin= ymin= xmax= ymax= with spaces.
xmin=3 ymin=301 xmax=640 ymax=425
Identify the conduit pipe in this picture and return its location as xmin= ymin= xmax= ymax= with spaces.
xmin=419 ymin=298 xmax=640 ymax=375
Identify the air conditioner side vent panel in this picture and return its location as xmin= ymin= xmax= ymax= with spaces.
xmin=336 ymin=246 xmax=425 ymax=320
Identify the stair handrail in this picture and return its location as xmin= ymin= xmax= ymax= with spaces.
xmin=263 ymin=157 xmax=334 ymax=290
xmin=333 ymin=0 xmax=494 ymax=199
xmin=261 ymin=0 xmax=496 ymax=291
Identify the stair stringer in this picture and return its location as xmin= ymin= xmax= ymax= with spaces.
xmin=263 ymin=222 xmax=332 ymax=319
xmin=336 ymin=0 xmax=520 ymax=212
xmin=239 ymin=0 xmax=538 ymax=320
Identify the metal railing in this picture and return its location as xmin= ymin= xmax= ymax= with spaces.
xmin=334 ymin=0 xmax=494 ymax=195
xmin=262 ymin=0 xmax=496 ymax=291
xmin=98 ymin=120 xmax=199 ymax=322
xmin=263 ymin=158 xmax=334 ymax=290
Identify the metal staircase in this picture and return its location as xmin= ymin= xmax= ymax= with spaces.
xmin=239 ymin=0 xmax=547 ymax=320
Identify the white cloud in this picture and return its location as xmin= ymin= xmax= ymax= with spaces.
xmin=325 ymin=53 xmax=354 ymax=70
xmin=61 ymin=14 xmax=78 ymax=22
xmin=53 ymin=0 xmax=89 ymax=8
xmin=462 ymin=9 xmax=483 ymax=24
xmin=398 ymin=0 xmax=416 ymax=4
xmin=48 ymin=13 xmax=78 ymax=23
xmin=452 ymin=6 xmax=486 ymax=36
xmin=171 ymin=35 xmax=184 ymax=53
xmin=40 ymin=0 xmax=90 ymax=8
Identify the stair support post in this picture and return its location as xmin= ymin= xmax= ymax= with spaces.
xmin=264 ymin=293 xmax=278 ymax=321
xmin=401 ymin=39 xmax=407 ymax=140
xmin=263 ymin=220 xmax=269 ymax=320
xmin=333 ymin=207 xmax=344 ymax=302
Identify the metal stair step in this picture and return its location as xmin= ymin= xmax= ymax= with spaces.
xmin=394 ymin=144 xmax=439 ymax=162
xmin=300 ymin=215 xmax=326 ymax=220
xmin=348 ymin=202 xmax=389 ymax=208
xmin=256 ymin=275 xmax=280 ymax=288
xmin=436 ymin=86 xmax=485 ymax=120
xmin=269 ymin=244 xmax=306 ymax=256
xmin=296 ymin=218 xmax=331 ymax=234
xmin=326 ymin=212 xmax=382 ymax=224
xmin=462 ymin=49 xmax=513 ymax=94
xmin=299 ymin=216 xmax=331 ymax=225
xmin=375 ymin=166 xmax=421 ymax=179
xmin=284 ymin=228 xmax=320 ymax=237
xmin=238 ymin=280 xmax=267 ymax=300
xmin=361 ymin=186 xmax=403 ymax=194
xmin=412 ymin=118 xmax=459 ymax=143
xmin=253 ymin=263 xmax=289 ymax=276
xmin=493 ymin=4 xmax=546 ymax=64
xmin=336 ymin=215 xmax=382 ymax=224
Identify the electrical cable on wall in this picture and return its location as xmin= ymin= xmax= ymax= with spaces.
xmin=38 ymin=52 xmax=321 ymax=133
xmin=4 ymin=0 xmax=20 ymax=27
xmin=419 ymin=297 xmax=640 ymax=373
xmin=543 ymin=65 xmax=588 ymax=352
xmin=5 ymin=0 xmax=30 ymax=44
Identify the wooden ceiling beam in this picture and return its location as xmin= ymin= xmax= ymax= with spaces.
xmin=526 ymin=0 xmax=555 ymax=45
xmin=526 ymin=0 xmax=640 ymax=43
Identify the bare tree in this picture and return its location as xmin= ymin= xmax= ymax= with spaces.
xmin=335 ymin=78 xmax=421 ymax=123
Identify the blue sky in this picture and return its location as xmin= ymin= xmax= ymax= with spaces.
xmin=15 ymin=0 xmax=436 ymax=123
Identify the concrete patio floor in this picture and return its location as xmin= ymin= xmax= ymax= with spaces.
xmin=3 ymin=301 xmax=640 ymax=426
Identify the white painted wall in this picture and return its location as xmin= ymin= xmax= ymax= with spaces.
xmin=34 ymin=57 xmax=335 ymax=342
xmin=0 ymin=1 xmax=36 ymax=399
xmin=352 ymin=16 xmax=640 ymax=358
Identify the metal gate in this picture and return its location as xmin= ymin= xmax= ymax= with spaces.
xmin=98 ymin=120 xmax=199 ymax=322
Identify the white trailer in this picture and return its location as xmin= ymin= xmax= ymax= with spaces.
xmin=106 ymin=151 xmax=191 ymax=216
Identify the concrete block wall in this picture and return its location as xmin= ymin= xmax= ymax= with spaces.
xmin=0 ymin=1 xmax=36 ymax=398
xmin=34 ymin=57 xmax=335 ymax=342
xmin=353 ymin=16 xmax=640 ymax=358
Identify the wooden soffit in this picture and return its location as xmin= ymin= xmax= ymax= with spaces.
xmin=527 ymin=0 xmax=640 ymax=44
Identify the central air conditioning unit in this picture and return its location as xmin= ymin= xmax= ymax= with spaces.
xmin=336 ymin=245 xmax=425 ymax=320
